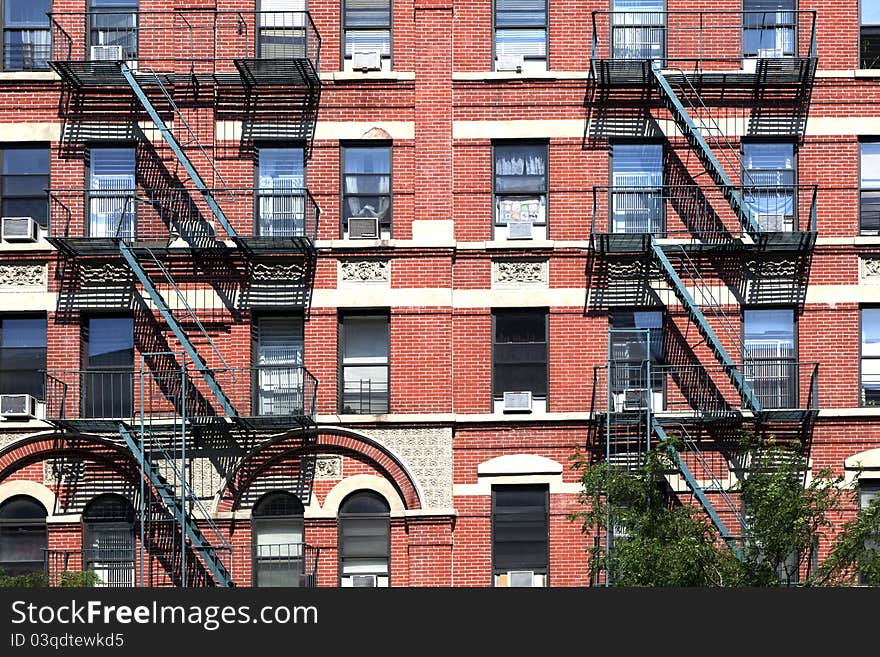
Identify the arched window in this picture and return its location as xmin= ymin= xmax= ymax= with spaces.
xmin=82 ymin=494 xmax=135 ymax=587
xmin=0 ymin=495 xmax=47 ymax=576
xmin=252 ymin=491 xmax=306 ymax=587
xmin=338 ymin=490 xmax=390 ymax=587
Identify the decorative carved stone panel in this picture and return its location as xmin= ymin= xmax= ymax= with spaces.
xmin=314 ymin=456 xmax=343 ymax=480
xmin=368 ymin=427 xmax=453 ymax=509
xmin=252 ymin=262 xmax=306 ymax=282
xmin=80 ymin=263 xmax=132 ymax=285
xmin=0 ymin=264 xmax=46 ymax=287
xmin=339 ymin=259 xmax=390 ymax=285
xmin=860 ymin=256 xmax=880 ymax=284
xmin=491 ymin=259 xmax=549 ymax=288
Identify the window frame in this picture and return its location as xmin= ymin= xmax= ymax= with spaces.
xmin=609 ymin=139 xmax=665 ymax=235
xmin=740 ymin=138 xmax=798 ymax=231
xmin=859 ymin=139 xmax=880 ymax=235
xmin=340 ymin=0 xmax=393 ymax=70
xmin=861 ymin=0 xmax=880 ymax=69
xmin=337 ymin=490 xmax=391 ymax=587
xmin=491 ymin=308 xmax=549 ymax=403
xmin=741 ymin=306 xmax=799 ymax=409
xmin=492 ymin=0 xmax=549 ymax=71
xmin=250 ymin=490 xmax=307 ymax=588
xmin=0 ymin=314 xmax=47 ymax=400
xmin=340 ymin=142 xmax=393 ymax=239
xmin=338 ymin=310 xmax=390 ymax=415
xmin=251 ymin=313 xmax=305 ymax=417
xmin=0 ymin=143 xmax=50 ymax=228
xmin=860 ymin=306 xmax=880 ymax=407
xmin=490 ymin=484 xmax=550 ymax=585
xmin=492 ymin=140 xmax=549 ymax=240
xmin=85 ymin=143 xmax=137 ymax=239
xmin=0 ymin=0 xmax=52 ymax=72
xmin=0 ymin=495 xmax=47 ymax=576
xmin=253 ymin=142 xmax=307 ymax=238
xmin=81 ymin=315 xmax=135 ymax=419
xmin=88 ymin=0 xmax=140 ymax=61
xmin=81 ymin=493 xmax=136 ymax=588
xmin=741 ymin=0 xmax=799 ymax=60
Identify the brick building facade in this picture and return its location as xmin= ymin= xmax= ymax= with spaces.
xmin=0 ymin=0 xmax=877 ymax=587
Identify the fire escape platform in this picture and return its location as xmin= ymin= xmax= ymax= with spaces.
xmin=233 ymin=58 xmax=320 ymax=89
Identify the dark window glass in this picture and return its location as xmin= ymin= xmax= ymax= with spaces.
xmin=253 ymin=492 xmax=306 ymax=588
xmin=861 ymin=142 xmax=880 ymax=234
xmin=492 ymin=309 xmax=547 ymax=398
xmin=83 ymin=318 xmax=133 ymax=419
xmin=343 ymin=0 xmax=391 ymax=65
xmin=858 ymin=480 xmax=880 ymax=584
xmin=340 ymin=314 xmax=389 ymax=414
xmin=0 ymin=495 xmax=47 ymax=576
xmin=1 ymin=147 xmax=49 ymax=227
xmin=492 ymin=485 xmax=548 ymax=578
xmin=862 ymin=0 xmax=880 ymax=69
xmin=339 ymin=491 xmax=390 ymax=584
xmin=342 ymin=146 xmax=391 ymax=237
xmin=0 ymin=317 xmax=46 ymax=399
xmin=3 ymin=0 xmax=51 ymax=70
xmin=82 ymin=494 xmax=135 ymax=587
xmin=743 ymin=309 xmax=797 ymax=409
xmin=742 ymin=0 xmax=796 ymax=57
xmin=494 ymin=0 xmax=547 ymax=71
xmin=862 ymin=308 xmax=880 ymax=407
xmin=493 ymin=143 xmax=547 ymax=236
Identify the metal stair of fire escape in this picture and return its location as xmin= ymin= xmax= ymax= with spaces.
xmin=651 ymin=419 xmax=745 ymax=560
xmin=118 ymin=425 xmax=234 ymax=587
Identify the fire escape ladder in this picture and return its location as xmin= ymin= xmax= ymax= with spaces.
xmin=119 ymin=241 xmax=237 ymax=418
xmin=650 ymin=239 xmax=762 ymax=414
xmin=119 ymin=63 xmax=237 ymax=240
xmin=118 ymin=424 xmax=234 ymax=587
xmin=650 ymin=64 xmax=763 ymax=239
xmin=651 ymin=418 xmax=744 ymax=560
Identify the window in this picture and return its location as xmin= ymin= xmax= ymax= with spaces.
xmin=1 ymin=146 xmax=49 ymax=228
xmin=0 ymin=495 xmax=47 ymax=576
xmin=340 ymin=313 xmax=389 ymax=414
xmin=342 ymin=145 xmax=391 ymax=239
xmin=862 ymin=0 xmax=880 ymax=69
xmin=492 ymin=309 xmax=547 ymax=412
xmin=0 ymin=317 xmax=46 ymax=400
xmin=858 ymin=479 xmax=880 ymax=585
xmin=742 ymin=142 xmax=796 ymax=232
xmin=252 ymin=492 xmax=307 ymax=587
xmin=494 ymin=0 xmax=547 ymax=73
xmin=82 ymin=317 xmax=134 ymax=419
xmin=609 ymin=310 xmax=665 ymax=412
xmin=861 ymin=308 xmax=880 ymax=407
xmin=254 ymin=316 xmax=304 ymax=416
xmin=89 ymin=147 xmax=135 ymax=239
xmin=743 ymin=309 xmax=797 ymax=409
xmin=82 ymin=494 xmax=135 ymax=587
xmin=257 ymin=147 xmax=305 ymax=237
xmin=338 ymin=491 xmax=390 ymax=587
xmin=2 ymin=0 xmax=50 ymax=70
xmin=89 ymin=0 xmax=138 ymax=61
xmin=611 ymin=143 xmax=663 ymax=234
xmin=860 ymin=141 xmax=880 ymax=234
xmin=742 ymin=0 xmax=796 ymax=59
xmin=611 ymin=0 xmax=665 ymax=62
xmin=257 ymin=0 xmax=308 ymax=60
xmin=492 ymin=485 xmax=548 ymax=587
xmin=493 ymin=142 xmax=547 ymax=240
xmin=342 ymin=0 xmax=391 ymax=72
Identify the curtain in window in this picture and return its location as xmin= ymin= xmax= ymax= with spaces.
xmin=743 ymin=0 xmax=796 ymax=57
xmin=3 ymin=0 xmax=51 ymax=70
xmin=743 ymin=143 xmax=794 ymax=230
xmin=343 ymin=148 xmax=391 ymax=226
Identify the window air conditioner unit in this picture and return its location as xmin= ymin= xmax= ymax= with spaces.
xmin=755 ymin=213 xmax=792 ymax=232
xmin=502 ymin=390 xmax=533 ymax=413
xmin=1 ymin=216 xmax=39 ymax=242
xmin=0 ymin=394 xmax=38 ymax=419
xmin=756 ymin=47 xmax=784 ymax=59
xmin=352 ymin=50 xmax=382 ymax=72
xmin=623 ymin=388 xmax=650 ymax=411
xmin=347 ymin=216 xmax=380 ymax=239
xmin=351 ymin=574 xmax=378 ymax=587
xmin=91 ymin=45 xmax=124 ymax=61
xmin=496 ymin=54 xmax=524 ymax=73
xmin=496 ymin=570 xmax=543 ymax=587
xmin=506 ymin=220 xmax=534 ymax=240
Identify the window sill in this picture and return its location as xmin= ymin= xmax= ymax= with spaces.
xmin=321 ymin=71 xmax=415 ymax=82
xmin=452 ymin=70 xmax=590 ymax=82
xmin=0 ymin=71 xmax=58 ymax=81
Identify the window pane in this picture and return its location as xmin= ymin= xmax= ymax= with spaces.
xmin=4 ymin=0 xmax=51 ymax=27
xmin=744 ymin=309 xmax=795 ymax=358
xmin=2 ymin=318 xmax=46 ymax=348
xmin=344 ymin=30 xmax=391 ymax=56
xmin=612 ymin=143 xmax=663 ymax=187
xmin=493 ymin=486 xmax=548 ymax=573
xmin=258 ymin=148 xmax=304 ymax=186
xmin=496 ymin=0 xmax=546 ymax=27
xmin=864 ymin=0 xmax=880 ymax=25
xmin=862 ymin=143 xmax=880 ymax=188
xmin=494 ymin=363 xmax=547 ymax=396
xmin=343 ymin=316 xmax=389 ymax=363
xmin=87 ymin=318 xmax=134 ymax=368
xmin=258 ymin=317 xmax=303 ymax=365
xmin=495 ymin=29 xmax=547 ymax=57
xmin=495 ymin=311 xmax=545 ymax=343
xmin=3 ymin=148 xmax=49 ymax=175
xmin=344 ymin=0 xmax=391 ymax=27
xmin=495 ymin=144 xmax=547 ymax=193
xmin=863 ymin=309 xmax=880 ymax=356
xmin=344 ymin=148 xmax=391 ymax=175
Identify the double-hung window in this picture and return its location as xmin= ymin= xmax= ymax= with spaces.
xmin=743 ymin=309 xmax=796 ymax=409
xmin=342 ymin=0 xmax=391 ymax=72
xmin=257 ymin=147 xmax=306 ymax=237
xmin=89 ymin=0 xmax=138 ymax=62
xmin=742 ymin=142 xmax=796 ymax=232
xmin=861 ymin=308 xmax=880 ymax=407
xmin=492 ymin=309 xmax=547 ymax=413
xmin=860 ymin=141 xmax=880 ymax=234
xmin=340 ymin=313 xmax=389 ymax=414
xmin=258 ymin=0 xmax=308 ymax=60
xmin=1 ymin=146 xmax=49 ymax=230
xmin=0 ymin=317 xmax=46 ymax=401
xmin=494 ymin=0 xmax=547 ymax=73
xmin=492 ymin=485 xmax=549 ymax=587
xmin=742 ymin=0 xmax=796 ymax=59
xmin=89 ymin=148 xmax=135 ymax=239
xmin=2 ymin=0 xmax=51 ymax=70
xmin=611 ymin=0 xmax=665 ymax=62
xmin=254 ymin=316 xmax=304 ymax=416
xmin=339 ymin=491 xmax=390 ymax=587
xmin=609 ymin=310 xmax=665 ymax=413
xmin=342 ymin=145 xmax=391 ymax=239
xmin=611 ymin=143 xmax=663 ymax=234
xmin=82 ymin=317 xmax=133 ymax=419
xmin=862 ymin=0 xmax=880 ymax=69
xmin=252 ymin=492 xmax=307 ymax=587
xmin=493 ymin=142 xmax=547 ymax=240
xmin=82 ymin=494 xmax=135 ymax=587
xmin=0 ymin=496 xmax=47 ymax=577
